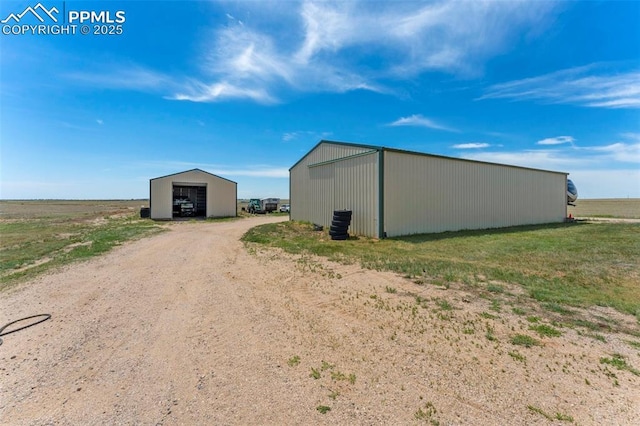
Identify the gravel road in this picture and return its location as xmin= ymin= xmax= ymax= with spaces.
xmin=1 ymin=216 xmax=638 ymax=425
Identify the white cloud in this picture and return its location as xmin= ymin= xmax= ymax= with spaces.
xmin=294 ymin=1 xmax=557 ymax=77
xmin=67 ymin=66 xmax=173 ymax=92
xmin=461 ymin=150 xmax=585 ymax=171
xmin=537 ymin=136 xmax=575 ymax=145
xmin=171 ymin=80 xmax=278 ymax=104
xmin=282 ymin=130 xmax=332 ymax=142
xmin=167 ymin=0 xmax=558 ymax=103
xmin=586 ymin=142 xmax=640 ymax=163
xmin=480 ymin=64 xmax=640 ymax=109
xmin=452 ymin=143 xmax=490 ymax=149
xmin=390 ymin=114 xmax=457 ymax=132
xmin=63 ymin=1 xmax=559 ymax=104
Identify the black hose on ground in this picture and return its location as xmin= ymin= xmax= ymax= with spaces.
xmin=0 ymin=314 xmax=51 ymax=346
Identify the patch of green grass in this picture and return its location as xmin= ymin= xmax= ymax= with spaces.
xmin=529 ymin=324 xmax=562 ymax=338
xmin=436 ymin=299 xmax=453 ymax=311
xmin=512 ymin=307 xmax=526 ymax=315
xmin=510 ymin=334 xmax=541 ymax=348
xmin=543 ymin=302 xmax=575 ymax=315
xmin=287 ymin=355 xmax=301 ymax=367
xmin=385 ymin=286 xmax=397 ymax=294
xmin=527 ymin=405 xmax=574 ymax=422
xmin=414 ymin=401 xmax=439 ymax=425
xmin=330 ymin=371 xmax=356 ymax=384
xmin=578 ymin=331 xmax=607 ymax=342
xmin=485 ymin=324 xmax=497 ymax=341
xmin=600 ymin=354 xmax=640 ymax=376
xmin=509 ymin=351 xmax=526 ymax=363
xmin=570 ymin=319 xmax=601 ymax=331
xmin=321 ymin=360 xmax=334 ymax=371
xmin=487 ymin=283 xmax=504 ymax=293
xmin=625 ymin=340 xmax=640 ymax=350
xmin=489 ymin=299 xmax=502 ymax=312
xmin=1 ymin=212 xmax=162 ymax=289
xmin=310 ymin=367 xmax=321 ymax=380
xmin=316 ymin=405 xmax=331 ymax=414
xmin=243 ymin=221 xmax=640 ymax=316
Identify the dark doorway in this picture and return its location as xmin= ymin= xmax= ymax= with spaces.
xmin=172 ymin=184 xmax=206 ymax=218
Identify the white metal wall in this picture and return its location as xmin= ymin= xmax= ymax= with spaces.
xmin=207 ymin=174 xmax=237 ymax=217
xmin=290 ymin=142 xmax=380 ymax=236
xmin=383 ymin=151 xmax=567 ymax=236
xmin=150 ymin=170 xmax=236 ymax=219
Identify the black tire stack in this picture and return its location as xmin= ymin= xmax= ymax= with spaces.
xmin=330 ymin=210 xmax=352 ymax=240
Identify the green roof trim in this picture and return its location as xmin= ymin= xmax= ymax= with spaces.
xmin=290 ymin=140 xmax=568 ymax=176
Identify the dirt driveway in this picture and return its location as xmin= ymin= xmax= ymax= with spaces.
xmin=1 ymin=216 xmax=638 ymax=425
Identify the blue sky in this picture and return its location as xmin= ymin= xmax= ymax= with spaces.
xmin=1 ymin=0 xmax=639 ymax=200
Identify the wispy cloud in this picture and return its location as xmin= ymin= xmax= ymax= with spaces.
xmin=80 ymin=1 xmax=555 ymax=104
xmin=452 ymin=142 xmax=490 ymax=149
xmin=294 ymin=0 xmax=557 ymax=78
xmin=137 ymin=160 xmax=289 ymax=178
xmin=537 ymin=136 xmax=575 ymax=145
xmin=282 ymin=130 xmax=333 ymax=142
xmin=96 ymin=119 xmax=103 ymax=125
xmin=460 ymin=135 xmax=640 ymax=179
xmin=171 ymin=80 xmax=278 ymax=104
xmin=390 ymin=114 xmax=457 ymax=132
xmin=585 ymin=142 xmax=640 ymax=163
xmin=66 ymin=66 xmax=173 ymax=92
xmin=480 ymin=64 xmax=640 ymax=109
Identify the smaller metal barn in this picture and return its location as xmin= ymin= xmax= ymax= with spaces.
xmin=149 ymin=169 xmax=237 ymax=220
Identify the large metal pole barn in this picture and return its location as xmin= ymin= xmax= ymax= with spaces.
xmin=290 ymin=141 xmax=568 ymax=238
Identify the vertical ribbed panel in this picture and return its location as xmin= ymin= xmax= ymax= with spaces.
xmin=333 ymin=154 xmax=379 ymax=237
xmin=150 ymin=177 xmax=173 ymax=219
xmin=383 ymin=151 xmax=567 ymax=237
xmin=290 ymin=143 xmax=379 ymax=237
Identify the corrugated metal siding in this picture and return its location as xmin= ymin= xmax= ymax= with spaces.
xmin=383 ymin=151 xmax=567 ymax=236
xmin=150 ymin=176 xmax=173 ymax=219
xmin=207 ymin=176 xmax=237 ymax=217
xmin=291 ymin=143 xmax=379 ymax=237
xmin=150 ymin=170 xmax=236 ymax=219
xmin=303 ymin=142 xmax=375 ymax=167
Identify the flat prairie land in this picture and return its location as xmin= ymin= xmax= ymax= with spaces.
xmin=0 ymin=200 xmax=157 ymax=286
xmin=0 ymin=199 xmax=638 ymax=425
xmin=568 ymin=198 xmax=640 ymax=219
xmin=0 ymin=199 xmax=149 ymax=220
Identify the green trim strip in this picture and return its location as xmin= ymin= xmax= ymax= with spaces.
xmin=307 ymin=149 xmax=378 ymax=168
xmin=378 ymin=149 xmax=385 ymax=239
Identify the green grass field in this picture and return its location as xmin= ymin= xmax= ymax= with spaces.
xmin=243 ymin=220 xmax=640 ymax=317
xmin=0 ymin=200 xmax=162 ymax=289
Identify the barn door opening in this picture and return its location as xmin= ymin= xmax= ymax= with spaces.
xmin=172 ymin=184 xmax=207 ymax=218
